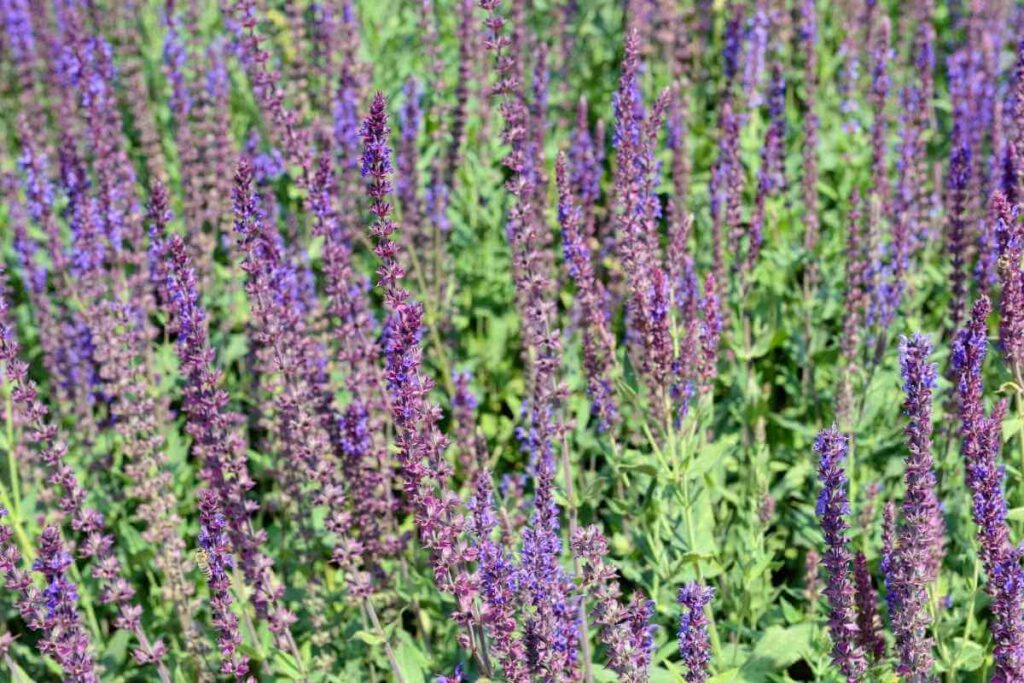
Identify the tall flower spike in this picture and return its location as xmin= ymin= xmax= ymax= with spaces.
xmin=361 ymin=92 xmax=482 ymax=663
xmin=197 ymin=491 xmax=248 ymax=680
xmin=572 ymin=526 xmax=655 ymax=681
xmin=898 ymin=333 xmax=944 ymax=580
xmin=479 ymin=4 xmax=581 ymax=675
xmin=0 ymin=507 xmax=47 ymax=662
xmin=153 ymin=215 xmax=300 ymax=647
xmin=947 ymin=120 xmax=972 ymax=331
xmin=838 ymin=190 xmax=867 ymax=426
xmin=745 ymin=63 xmax=785 ymax=275
xmin=232 ymin=0 xmax=312 ymax=185
xmin=814 ymin=427 xmax=868 ymax=679
xmin=613 ymin=30 xmax=673 ymax=395
xmin=853 ymin=552 xmax=886 ymax=661
xmin=951 ymin=296 xmax=1024 ymax=681
xmin=678 ymin=582 xmax=714 ymax=682
xmin=0 ymin=272 xmax=170 ymax=680
xmin=557 ymin=153 xmax=619 ymax=432
xmin=799 ymin=0 xmax=820 ymax=286
xmin=467 ymin=471 xmax=528 ymax=681
xmin=310 ymin=150 xmax=396 ymax=566
xmin=993 ymin=192 xmax=1024 ymax=372
xmin=33 ymin=526 xmax=99 ymax=683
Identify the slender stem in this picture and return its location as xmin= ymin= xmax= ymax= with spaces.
xmin=363 ymin=597 xmax=406 ymax=683
xmin=950 ymin=557 xmax=981 ymax=682
xmin=405 ymin=230 xmax=456 ymax=398
xmin=68 ymin=563 xmax=102 ymax=641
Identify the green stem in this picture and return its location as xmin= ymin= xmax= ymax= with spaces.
xmin=68 ymin=563 xmax=102 ymax=641
xmin=679 ymin=441 xmax=722 ymax=664
xmin=406 ymin=230 xmax=456 ymax=398
xmin=363 ymin=597 xmax=405 ymax=683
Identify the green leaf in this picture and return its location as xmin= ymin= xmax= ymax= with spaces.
xmin=352 ymin=630 xmax=386 ymax=646
xmin=393 ymin=631 xmax=428 ymax=683
xmin=738 ymin=624 xmax=814 ymax=681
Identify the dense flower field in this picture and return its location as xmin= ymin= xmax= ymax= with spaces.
xmin=1 ymin=0 xmax=1024 ymax=680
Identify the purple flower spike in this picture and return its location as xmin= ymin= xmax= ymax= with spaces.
xmin=197 ymin=491 xmax=249 ymax=680
xmin=361 ymin=93 xmax=479 ymax=653
xmin=557 ymin=153 xmax=618 ymax=432
xmin=853 ymin=552 xmax=886 ymax=661
xmin=898 ymin=333 xmax=945 ymax=580
xmin=951 ymin=297 xmax=1024 ymax=681
xmin=33 ymin=527 xmax=98 ymax=683
xmin=947 ymin=123 xmax=972 ymax=331
xmin=678 ymin=582 xmax=714 ymax=682
xmin=993 ymin=192 xmax=1024 ymax=371
xmin=814 ymin=427 xmax=867 ymax=680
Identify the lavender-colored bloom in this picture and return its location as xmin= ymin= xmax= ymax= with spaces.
xmin=310 ymin=151 xmax=396 ymax=565
xmin=666 ymin=86 xmax=691 ymax=247
xmin=853 ymin=552 xmax=886 ymax=661
xmin=677 ymin=583 xmax=714 ymax=682
xmin=814 ymin=427 xmax=868 ymax=679
xmin=446 ymin=0 xmax=474 ymax=184
xmin=197 ymin=491 xmax=248 ymax=680
xmin=951 ymin=297 xmax=1024 ymax=681
xmin=722 ymin=4 xmax=743 ymax=86
xmin=698 ymin=273 xmax=721 ymax=393
xmin=33 ymin=527 xmax=98 ymax=683
xmin=1013 ymin=37 xmax=1024 ymax=201
xmin=838 ymin=191 xmax=867 ymax=425
xmin=2 ymin=0 xmax=38 ymax=98
xmin=65 ymin=23 xmax=143 ymax=286
xmin=613 ymin=32 xmax=674 ymax=394
xmin=452 ymin=371 xmax=482 ymax=477
xmin=898 ymin=334 xmax=945 ymax=579
xmin=572 ymin=526 xmax=655 ymax=682
xmin=570 ymin=96 xmax=603 ymax=217
xmin=362 ymin=93 xmax=478 ymax=637
xmin=884 ymin=345 xmax=939 ymax=681
xmin=741 ymin=1 xmax=769 ymax=110
xmin=397 ymin=77 xmax=423 ymax=233
xmin=467 ymin=472 xmax=528 ymax=681
xmin=799 ymin=0 xmax=820 ymax=269
xmin=948 ymin=123 xmax=972 ymax=331
xmin=0 ymin=508 xmax=46 ymax=656
xmin=0 ymin=276 xmax=169 ymax=678
xmin=993 ymin=193 xmax=1024 ymax=371
xmin=864 ymin=17 xmax=891 ymax=331
xmin=885 ymin=86 xmax=922 ymax=323
xmin=557 ymin=153 xmax=618 ymax=432
xmin=233 ymin=152 xmax=360 ymax=624
xmin=480 ymin=5 xmax=581 ymax=674
xmin=745 ymin=64 xmax=785 ymax=274
xmin=712 ymin=97 xmax=741 ymax=299
xmin=232 ymin=0 xmax=311 ymax=185
xmin=838 ymin=36 xmax=860 ymax=131
xmin=153 ymin=211 xmax=299 ymax=644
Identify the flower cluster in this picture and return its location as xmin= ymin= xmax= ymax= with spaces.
xmin=814 ymin=427 xmax=867 ymax=679
xmin=677 ymin=582 xmax=714 ymax=683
